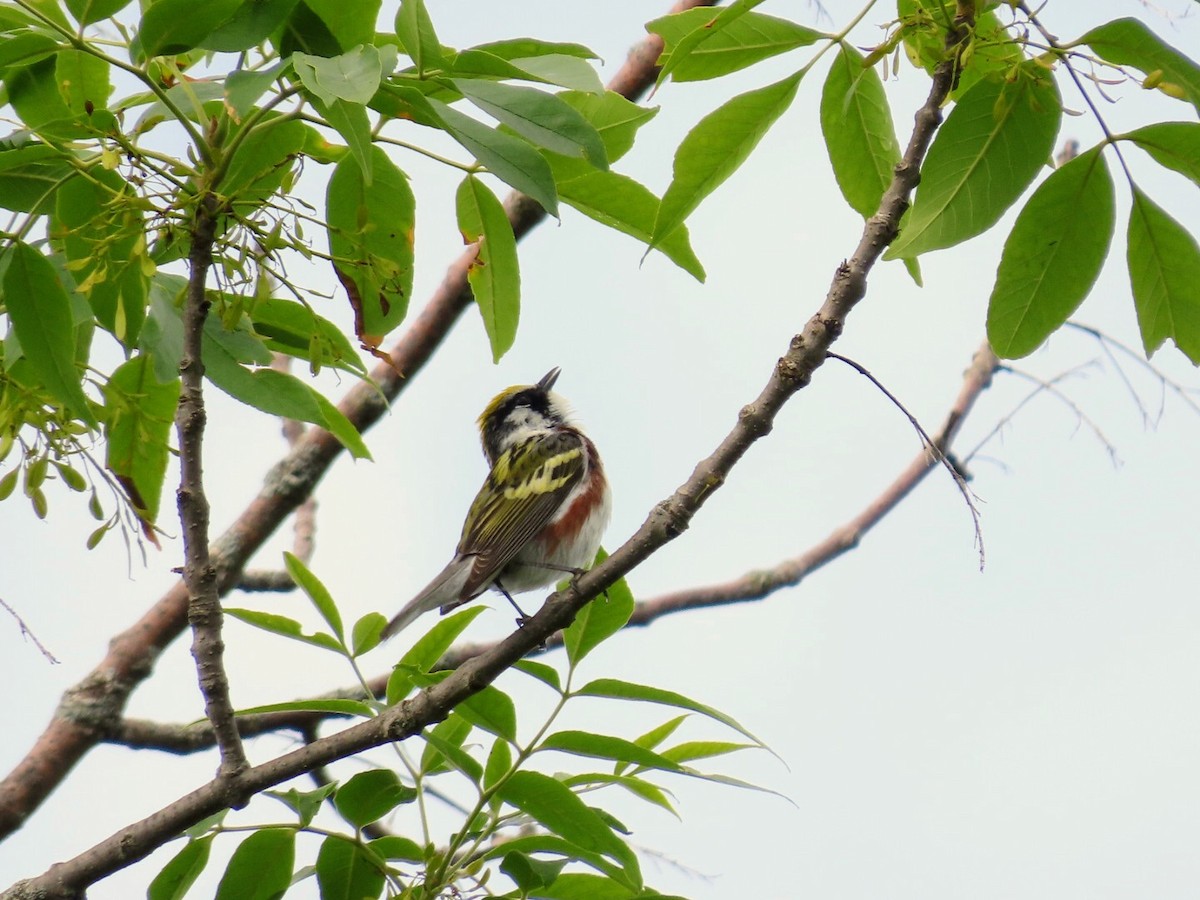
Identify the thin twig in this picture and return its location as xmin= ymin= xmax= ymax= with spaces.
xmin=1066 ymin=321 xmax=1200 ymax=420
xmin=0 ymin=598 xmax=59 ymax=665
xmin=825 ymin=351 xmax=984 ymax=568
xmin=999 ymin=364 xmax=1121 ymax=465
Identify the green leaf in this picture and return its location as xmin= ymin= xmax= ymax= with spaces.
xmin=184 ymin=809 xmax=228 ymax=840
xmin=316 ymin=836 xmax=385 ymax=900
xmin=202 ymin=0 xmax=299 ymax=52
xmin=283 ymin=552 xmax=343 ymax=642
xmin=651 ymin=71 xmax=802 ymax=252
xmin=247 ymin=296 xmax=365 ymax=376
xmin=334 ymin=769 xmax=417 ymax=828
xmin=562 ymin=550 xmax=635 ymax=665
xmin=564 ymin=772 xmax=678 ymax=816
xmin=632 ymin=715 xmax=688 ymax=755
xmin=281 ymin=0 xmax=378 ymax=55
xmin=654 ymin=0 xmax=767 ymax=86
xmin=385 ymin=606 xmax=487 ymax=704
xmin=224 ymin=62 xmax=289 ymax=121
xmin=265 ymin=782 xmax=336 ymax=828
xmin=147 ymin=836 xmax=212 ymax=900
xmin=137 ymin=0 xmax=244 ymax=58
xmin=104 ymin=354 xmax=179 ymax=525
xmin=456 ymin=683 xmax=517 ymax=741
xmin=395 ymin=0 xmax=444 ymax=75
xmin=54 ymin=48 xmax=110 ymax=114
xmin=0 ymin=143 xmax=74 ymax=213
xmin=455 ymin=79 xmax=607 ymax=169
xmin=350 ymin=612 xmax=386 ymax=656
xmin=455 ymin=174 xmax=520 ymax=362
xmin=224 ymin=607 xmax=344 ymax=652
xmin=420 ymin=715 xmax=484 ymax=782
xmin=484 ymin=735 xmax=513 ymax=790
xmin=576 ymin=678 xmax=766 ymax=747
xmin=367 ymin=835 xmax=424 ymax=862
xmin=471 ymin=38 xmax=597 ymax=63
xmin=552 ymin=168 xmax=704 ymax=282
xmin=214 ymin=828 xmax=294 ymax=900
xmin=539 ymin=730 xmax=683 ymax=773
xmin=429 ymin=97 xmax=559 ymax=215
xmin=219 ymin=118 xmax=308 ymax=203
xmin=1122 ymin=121 xmax=1200 ymax=187
xmin=0 ymin=32 xmax=62 ymax=71
xmin=201 ymin=336 xmax=370 ymax=459
xmin=503 ymin=54 xmax=603 ymax=94
xmin=294 ymin=45 xmax=392 ymax=106
xmin=661 ymin=739 xmax=754 ymax=764
xmin=65 ymin=0 xmax=133 ymax=26
xmin=987 ymin=147 xmax=1115 ymax=358
xmin=6 ymin=57 xmax=88 ymax=139
xmin=1 ymin=241 xmax=96 ymax=426
xmin=501 ymin=851 xmax=567 ymax=891
xmin=529 ymin=872 xmax=640 ymax=900
xmin=886 ymin=65 xmax=1062 ymax=259
xmin=512 ymin=658 xmax=563 ymax=692
xmin=820 ymin=43 xmax=902 ymax=219
xmin=648 ymin=6 xmax=820 ymax=83
xmin=478 ymin=835 xmax=635 ymax=889
xmin=234 ymin=698 xmax=376 ymax=718
xmin=1078 ymin=17 xmax=1200 ymax=115
xmin=556 ymin=91 xmax=657 ymax=166
xmin=1127 ymin=186 xmax=1200 ymax=363
xmin=318 ymin=97 xmax=373 ymax=183
xmin=496 ymin=772 xmax=640 ymax=883
xmin=53 ymin=168 xmax=148 ymax=348
xmin=326 ymin=147 xmax=416 ymax=346
xmin=141 ymin=278 xmax=186 ymax=380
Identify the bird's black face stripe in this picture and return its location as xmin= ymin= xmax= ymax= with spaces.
xmin=494 ymin=387 xmax=552 ymax=421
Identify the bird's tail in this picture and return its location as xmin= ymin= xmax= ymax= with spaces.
xmin=382 ymin=557 xmax=474 ymax=639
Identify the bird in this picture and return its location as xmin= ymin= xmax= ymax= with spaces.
xmin=382 ymin=367 xmax=611 ymax=638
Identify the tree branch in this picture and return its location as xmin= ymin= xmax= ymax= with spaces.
xmin=176 ymin=192 xmax=249 ymax=779
xmin=97 ymin=341 xmax=1000 ymax=755
xmin=3 ymin=10 xmax=976 ymax=892
xmin=0 ymin=0 xmax=719 ymax=842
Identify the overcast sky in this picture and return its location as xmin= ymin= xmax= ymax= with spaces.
xmin=3 ymin=2 xmax=1200 ymax=898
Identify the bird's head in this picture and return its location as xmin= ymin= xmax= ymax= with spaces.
xmin=477 ymin=367 xmax=574 ymax=463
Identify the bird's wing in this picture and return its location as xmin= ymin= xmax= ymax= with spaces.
xmin=456 ymin=430 xmax=585 ymax=597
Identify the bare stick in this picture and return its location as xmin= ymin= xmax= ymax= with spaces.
xmin=826 ymin=351 xmax=984 ymax=567
xmin=176 ymin=193 xmax=249 ymax=779
xmin=0 ymin=597 xmax=59 ymax=665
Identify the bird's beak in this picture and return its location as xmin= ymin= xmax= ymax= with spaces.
xmin=538 ymin=367 xmax=561 ymax=392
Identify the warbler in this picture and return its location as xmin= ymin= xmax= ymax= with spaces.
xmin=382 ymin=367 xmax=611 ymax=638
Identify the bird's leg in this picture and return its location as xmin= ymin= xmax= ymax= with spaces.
xmin=531 ymin=562 xmax=609 ymax=602
xmin=494 ymin=579 xmax=531 ymax=626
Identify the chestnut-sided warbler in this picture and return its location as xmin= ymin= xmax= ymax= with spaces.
xmin=382 ymin=367 xmax=611 ymax=638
